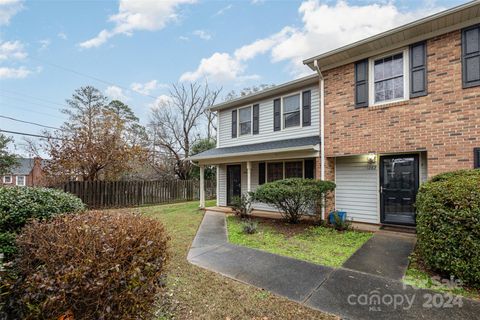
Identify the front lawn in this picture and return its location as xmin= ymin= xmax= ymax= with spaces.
xmin=227 ymin=216 xmax=373 ymax=267
xmin=130 ymin=201 xmax=335 ymax=319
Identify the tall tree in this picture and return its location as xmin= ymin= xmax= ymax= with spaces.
xmin=43 ymin=86 xmax=147 ymax=183
xmin=0 ymin=134 xmax=18 ymax=175
xmin=149 ymin=81 xmax=221 ymax=180
xmin=224 ymin=84 xmax=275 ymax=101
xmin=189 ymin=138 xmax=216 ymax=180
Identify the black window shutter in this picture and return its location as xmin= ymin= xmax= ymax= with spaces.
xmin=304 ymin=159 xmax=315 ymax=179
xmin=475 ymin=148 xmax=480 ymax=169
xmin=410 ymin=41 xmax=427 ymax=97
xmin=253 ymin=104 xmax=259 ymax=135
xmin=231 ymin=110 xmax=237 ymax=138
xmin=302 ymin=90 xmax=311 ymax=127
xmin=273 ymin=98 xmax=281 ymax=131
xmin=462 ymin=25 xmax=480 ymax=88
xmin=354 ymin=59 xmax=369 ymax=108
xmin=258 ymin=162 xmax=266 ymax=185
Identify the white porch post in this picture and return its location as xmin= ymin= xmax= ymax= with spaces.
xmin=199 ymin=164 xmax=205 ymax=208
xmin=246 ymin=161 xmax=252 ymax=193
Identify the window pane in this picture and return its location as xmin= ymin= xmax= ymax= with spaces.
xmin=284 ymin=111 xmax=300 ymax=128
xmin=285 ymin=161 xmax=303 ymax=178
xmin=239 ymin=107 xmax=251 ymax=123
xmin=373 ymin=52 xmax=404 ymax=104
xmin=17 ymin=176 xmax=25 ymax=185
xmin=240 ymin=122 xmax=251 ymax=135
xmin=283 ymin=94 xmax=300 ymax=113
xmin=267 ymin=162 xmax=283 ymax=182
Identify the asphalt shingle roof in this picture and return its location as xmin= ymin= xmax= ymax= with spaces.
xmin=189 ymin=135 xmax=320 ymax=160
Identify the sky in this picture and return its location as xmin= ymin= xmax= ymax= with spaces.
xmin=0 ymin=0 xmax=467 ymax=156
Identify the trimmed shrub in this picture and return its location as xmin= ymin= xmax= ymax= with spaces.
xmin=252 ymin=178 xmax=336 ymax=224
xmin=0 ymin=187 xmax=85 ymax=259
xmin=242 ymin=219 xmax=258 ymax=234
xmin=4 ymin=210 xmax=169 ymax=319
xmin=231 ymin=194 xmax=252 ymax=219
xmin=416 ymin=169 xmax=480 ymax=288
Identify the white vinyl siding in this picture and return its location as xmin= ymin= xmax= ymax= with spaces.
xmin=217 ymin=165 xmax=227 ymax=206
xmin=217 ymin=86 xmax=319 ymax=148
xmin=335 ymin=155 xmax=379 ymax=224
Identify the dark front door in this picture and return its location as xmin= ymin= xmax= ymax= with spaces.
xmin=380 ymin=155 xmax=419 ymax=226
xmin=227 ymin=165 xmax=241 ymax=206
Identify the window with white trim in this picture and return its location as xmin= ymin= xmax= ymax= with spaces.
xmin=3 ymin=175 xmax=12 ymax=184
xmin=282 ymin=94 xmax=300 ymax=128
xmin=239 ymin=106 xmax=252 ymax=136
xmin=369 ymin=49 xmax=409 ymax=105
xmin=16 ymin=176 xmax=26 ymax=186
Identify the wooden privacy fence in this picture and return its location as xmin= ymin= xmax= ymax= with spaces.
xmin=61 ymin=180 xmax=216 ymax=208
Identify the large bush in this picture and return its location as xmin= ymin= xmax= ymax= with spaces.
xmin=0 ymin=187 xmax=85 ymax=258
xmin=416 ymin=169 xmax=480 ymax=288
xmin=4 ymin=210 xmax=169 ymax=319
xmin=252 ymin=178 xmax=335 ymax=223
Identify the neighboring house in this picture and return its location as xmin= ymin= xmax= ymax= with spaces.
xmin=190 ymin=2 xmax=480 ymax=229
xmin=1 ymin=157 xmax=46 ymax=187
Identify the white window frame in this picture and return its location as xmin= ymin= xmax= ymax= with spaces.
xmin=264 ymin=159 xmax=306 ymax=182
xmin=3 ymin=175 xmax=12 ymax=184
xmin=281 ymin=92 xmax=302 ymax=130
xmin=236 ymin=105 xmax=253 ymax=137
xmin=16 ymin=175 xmax=26 ymax=186
xmin=368 ymin=48 xmax=410 ymax=106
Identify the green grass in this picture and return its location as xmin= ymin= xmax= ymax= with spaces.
xmin=227 ymin=216 xmax=373 ymax=267
xmin=404 ymin=253 xmax=480 ymax=300
xmin=121 ymin=201 xmax=334 ymax=320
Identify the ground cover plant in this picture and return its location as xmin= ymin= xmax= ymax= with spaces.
xmin=227 ymin=215 xmax=372 ymax=267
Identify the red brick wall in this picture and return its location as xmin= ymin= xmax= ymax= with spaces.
xmin=323 ymin=30 xmax=480 ymax=178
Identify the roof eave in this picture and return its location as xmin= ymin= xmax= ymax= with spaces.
xmin=303 ymin=1 xmax=480 ymax=71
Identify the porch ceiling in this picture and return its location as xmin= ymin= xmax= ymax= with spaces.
xmin=188 ymin=136 xmax=320 ymax=165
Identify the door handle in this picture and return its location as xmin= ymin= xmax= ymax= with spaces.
xmin=380 ymin=186 xmax=383 ymax=194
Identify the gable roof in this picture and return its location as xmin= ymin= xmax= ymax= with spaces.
xmin=8 ymin=158 xmax=46 ymax=176
xmin=188 ymin=135 xmax=320 ymax=161
xmin=303 ymin=1 xmax=480 ymax=71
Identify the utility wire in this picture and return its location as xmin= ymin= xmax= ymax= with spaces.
xmin=0 ymin=115 xmax=62 ymax=130
xmin=0 ymin=88 xmax=67 ymax=108
xmin=1 ymin=104 xmax=67 ymax=120
xmin=0 ymin=93 xmax=65 ymax=111
xmin=30 ymin=57 xmax=160 ymax=100
xmin=0 ymin=129 xmax=62 ymax=140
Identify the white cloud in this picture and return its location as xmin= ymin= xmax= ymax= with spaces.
xmin=0 ymin=0 xmax=23 ymax=26
xmin=149 ymin=94 xmax=173 ymax=110
xmin=38 ymin=39 xmax=51 ymax=51
xmin=79 ymin=0 xmax=196 ymax=48
xmin=179 ymin=35 xmax=189 ymax=41
xmin=130 ymin=79 xmax=166 ymax=95
xmin=0 ymin=40 xmax=27 ymax=61
xmin=215 ymin=4 xmax=232 ymax=16
xmin=57 ymin=32 xmax=68 ymax=40
xmin=105 ymin=85 xmax=128 ymax=101
xmin=0 ymin=66 xmax=31 ymax=79
xmin=193 ymin=29 xmax=211 ymax=40
xmin=182 ymin=0 xmax=444 ymax=81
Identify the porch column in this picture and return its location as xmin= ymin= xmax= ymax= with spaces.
xmin=246 ymin=161 xmax=252 ymax=193
xmin=199 ymin=165 xmax=205 ymax=209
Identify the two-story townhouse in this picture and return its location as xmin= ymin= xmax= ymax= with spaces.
xmin=190 ymin=1 xmax=480 ymax=229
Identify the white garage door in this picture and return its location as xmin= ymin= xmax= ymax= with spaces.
xmin=335 ymin=155 xmax=379 ymax=224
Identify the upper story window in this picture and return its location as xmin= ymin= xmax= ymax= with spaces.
xmin=283 ymin=93 xmax=300 ymax=128
xmin=239 ymin=106 xmax=252 ymax=136
xmin=3 ymin=175 xmax=12 ymax=184
xmin=16 ymin=176 xmax=26 ymax=186
xmin=369 ymin=50 xmax=408 ymax=105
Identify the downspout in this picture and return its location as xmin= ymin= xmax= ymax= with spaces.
xmin=314 ymin=60 xmax=326 ymax=218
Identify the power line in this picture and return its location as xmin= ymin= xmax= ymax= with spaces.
xmin=1 ymin=104 xmax=67 ymax=120
xmin=0 ymin=88 xmax=66 ymax=108
xmin=0 ymin=93 xmax=65 ymax=111
xmin=30 ymin=57 xmax=160 ymax=100
xmin=0 ymin=129 xmax=63 ymax=140
xmin=0 ymin=115 xmax=61 ymax=130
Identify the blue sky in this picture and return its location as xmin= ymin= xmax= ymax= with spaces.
xmin=0 ymin=0 xmax=466 ymax=156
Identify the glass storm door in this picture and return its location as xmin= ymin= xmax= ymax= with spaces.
xmin=380 ymin=155 xmax=419 ymax=226
xmin=227 ymin=165 xmax=241 ymax=206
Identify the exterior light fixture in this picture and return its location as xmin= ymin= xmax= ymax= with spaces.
xmin=367 ymin=153 xmax=377 ymax=164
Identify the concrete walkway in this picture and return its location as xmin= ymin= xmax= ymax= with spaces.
xmin=188 ymin=211 xmax=480 ymax=320
xmin=342 ymin=233 xmax=416 ymax=280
